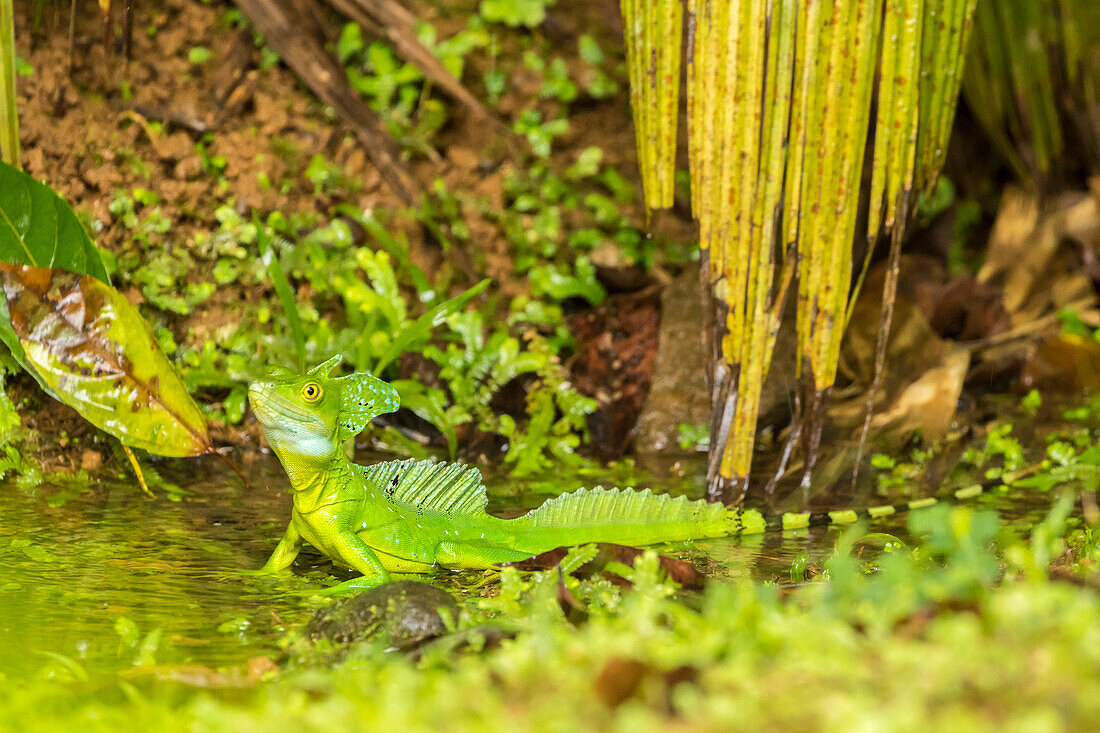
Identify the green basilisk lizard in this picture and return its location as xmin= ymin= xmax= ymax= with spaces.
xmin=248 ymin=356 xmax=985 ymax=593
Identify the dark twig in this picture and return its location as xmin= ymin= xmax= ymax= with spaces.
xmin=121 ymin=0 xmax=133 ymax=61
xmin=233 ymin=0 xmax=417 ymax=203
xmin=850 ymin=194 xmax=909 ymax=492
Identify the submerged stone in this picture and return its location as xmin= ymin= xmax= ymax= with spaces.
xmin=306 ymin=580 xmax=458 ymax=649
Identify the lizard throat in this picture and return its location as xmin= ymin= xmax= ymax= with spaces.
xmin=266 ymin=430 xmax=344 ymax=491
xmin=291 ymin=456 xmax=359 ymax=514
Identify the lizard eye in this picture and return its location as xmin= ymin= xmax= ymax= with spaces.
xmin=301 ymin=382 xmax=323 ymax=403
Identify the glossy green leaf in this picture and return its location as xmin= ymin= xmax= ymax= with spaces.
xmin=0 ymin=162 xmax=113 ymax=391
xmin=0 ymin=263 xmax=211 ymax=457
xmin=0 ymin=161 xmax=110 ymax=281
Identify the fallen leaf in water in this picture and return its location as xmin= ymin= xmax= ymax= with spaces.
xmin=0 ymin=263 xmax=211 ymax=457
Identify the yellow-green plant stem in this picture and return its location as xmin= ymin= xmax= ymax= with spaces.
xmin=0 ymin=0 xmax=18 ymax=168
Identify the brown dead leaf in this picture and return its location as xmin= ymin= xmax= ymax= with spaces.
xmin=926 ymin=274 xmax=1012 ymax=342
xmin=600 ymin=545 xmax=704 ymax=589
xmin=1021 ymin=334 xmax=1100 ymax=393
xmin=80 ymin=450 xmax=103 ymax=470
xmin=978 ymin=186 xmax=1099 ymax=326
xmin=869 ymin=347 xmax=970 ymax=438
xmin=595 ymin=657 xmax=648 ymax=708
xmin=505 ymin=543 xmax=704 ymax=590
xmin=836 ymin=290 xmax=969 ymax=442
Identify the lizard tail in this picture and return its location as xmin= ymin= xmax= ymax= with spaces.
xmin=510 ymin=487 xmax=753 ymax=551
xmin=507 ymin=483 xmax=990 ymax=554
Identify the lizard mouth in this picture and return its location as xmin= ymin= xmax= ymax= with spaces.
xmin=248 ymin=382 xmax=315 ymax=426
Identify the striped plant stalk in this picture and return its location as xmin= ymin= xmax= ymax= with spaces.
xmin=681 ymin=0 xmax=800 ymax=498
xmin=621 ymin=0 xmax=682 ymax=211
xmin=795 ymin=0 xmax=883 ymax=398
xmin=916 ymin=0 xmax=977 ymax=195
xmin=858 ymin=0 xmax=976 ymax=311
xmin=855 ymin=0 xmax=976 ymax=485
xmin=866 ymin=0 xmax=922 ymax=240
xmin=621 ymin=0 xmax=979 ymax=501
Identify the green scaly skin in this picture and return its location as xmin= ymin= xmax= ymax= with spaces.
xmin=248 ymin=357 xmax=989 ymax=593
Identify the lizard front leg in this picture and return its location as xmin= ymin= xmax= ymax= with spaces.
xmin=315 ymin=531 xmax=392 ymax=596
xmin=258 ymin=521 xmax=303 ymax=573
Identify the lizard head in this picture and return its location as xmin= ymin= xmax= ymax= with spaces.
xmin=248 ymin=355 xmax=400 ymax=464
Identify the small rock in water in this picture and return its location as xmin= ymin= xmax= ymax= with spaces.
xmin=306 ymin=581 xmax=458 ymax=650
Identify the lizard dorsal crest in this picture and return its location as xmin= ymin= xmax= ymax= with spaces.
xmin=360 ymin=458 xmax=487 ymax=515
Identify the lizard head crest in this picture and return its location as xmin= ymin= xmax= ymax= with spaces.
xmin=248 ymin=355 xmax=400 ymax=463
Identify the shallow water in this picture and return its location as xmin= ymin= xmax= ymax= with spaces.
xmin=0 ymin=449 xmax=1059 ymax=682
xmin=0 ymin=455 xmax=309 ymax=679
